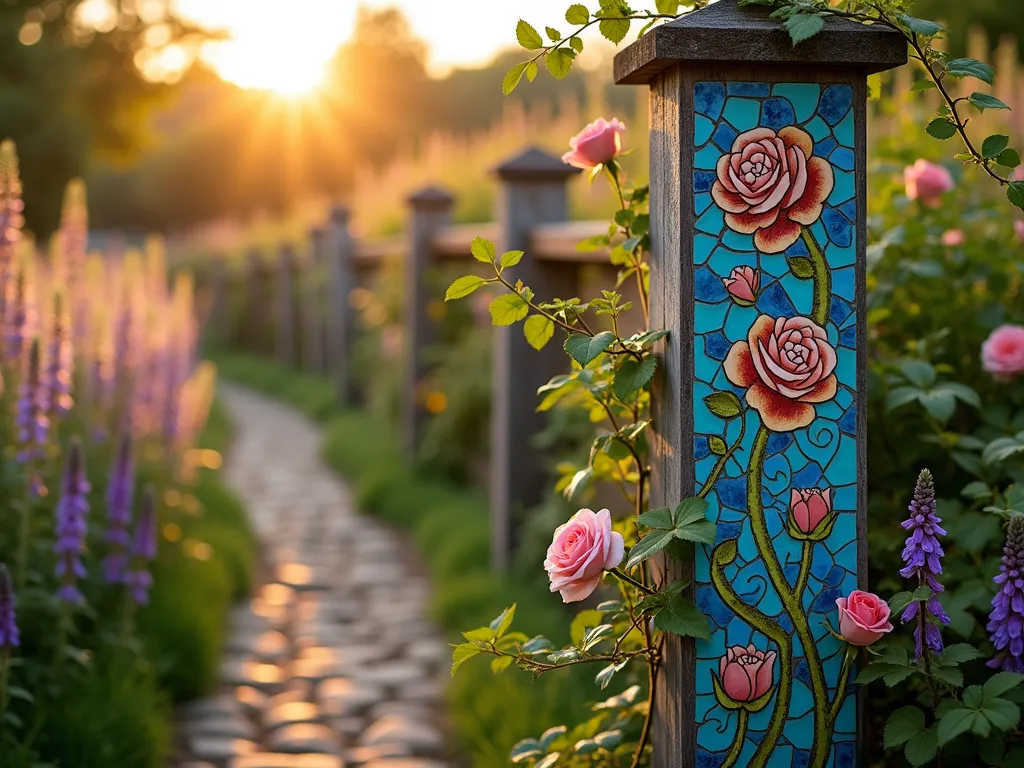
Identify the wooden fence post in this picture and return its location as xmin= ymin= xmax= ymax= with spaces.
xmin=403 ymin=187 xmax=454 ymax=460
xmin=325 ymin=205 xmax=358 ymax=405
xmin=490 ymin=148 xmax=580 ymax=571
xmin=613 ymin=3 xmax=905 ymax=766
xmin=244 ymin=249 xmax=268 ymax=356
xmin=275 ymin=244 xmax=297 ymax=368
xmin=207 ymin=256 xmax=227 ymax=349
xmin=303 ymin=227 xmax=327 ymax=374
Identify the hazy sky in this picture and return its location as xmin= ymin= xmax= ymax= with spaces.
xmin=174 ymin=0 xmax=588 ymax=89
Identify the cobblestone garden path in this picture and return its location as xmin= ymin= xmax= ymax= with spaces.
xmin=175 ymin=384 xmax=452 ymax=768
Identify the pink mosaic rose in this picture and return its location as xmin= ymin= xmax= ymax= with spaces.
xmin=712 ymin=126 xmax=834 ymax=254
xmin=836 ymin=590 xmax=893 ymax=647
xmin=544 ymin=508 xmax=624 ymax=603
xmin=941 ymin=229 xmax=965 ymax=247
xmin=722 ymin=266 xmax=759 ymax=306
xmin=981 ymin=324 xmax=1024 ymax=381
xmin=790 ymin=488 xmax=832 ymax=535
xmin=724 ymin=314 xmax=838 ymax=432
xmin=719 ymin=645 xmax=777 ymax=703
xmin=904 ymin=159 xmax=953 ymax=207
xmin=561 ymin=118 xmax=626 ymax=170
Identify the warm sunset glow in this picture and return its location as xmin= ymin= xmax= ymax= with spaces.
xmin=200 ymin=39 xmax=327 ymax=96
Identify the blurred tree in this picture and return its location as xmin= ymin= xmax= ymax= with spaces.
xmin=0 ymin=0 xmax=209 ymax=235
xmin=913 ymin=0 xmax=1024 ymax=56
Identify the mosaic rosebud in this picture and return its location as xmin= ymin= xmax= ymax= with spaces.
xmin=722 ymin=266 xmax=759 ymax=306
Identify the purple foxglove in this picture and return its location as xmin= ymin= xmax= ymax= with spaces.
xmin=899 ymin=468 xmax=950 ymax=658
xmin=54 ymin=438 xmax=91 ymax=606
xmin=987 ymin=514 xmax=1024 ymax=673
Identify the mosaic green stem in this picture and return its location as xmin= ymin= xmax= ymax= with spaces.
xmin=828 ymin=646 xmax=856 ymax=725
xmin=721 ymin=709 xmax=749 ymax=768
xmin=800 ymin=226 xmax=832 ymax=328
xmin=698 ymin=415 xmax=747 ymax=500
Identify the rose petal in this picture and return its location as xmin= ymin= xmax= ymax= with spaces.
xmin=746 ymin=382 xmax=816 ymax=432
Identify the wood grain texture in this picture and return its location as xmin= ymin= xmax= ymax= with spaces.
xmin=614 ymin=0 xmax=907 ymax=85
xmin=274 ymin=244 xmax=298 ymax=368
xmin=490 ymin=149 xmax=581 ymax=570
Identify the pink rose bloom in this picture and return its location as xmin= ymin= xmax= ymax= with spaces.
xmin=790 ymin=488 xmax=831 ymax=534
xmin=981 ymin=324 xmax=1024 ymax=380
xmin=904 ymin=159 xmax=954 ymax=207
xmin=712 ymin=126 xmax=834 ymax=253
xmin=1014 ymin=220 xmax=1024 ymax=243
xmin=941 ymin=229 xmax=965 ymax=247
xmin=719 ymin=645 xmax=777 ymax=702
xmin=724 ymin=314 xmax=838 ymax=432
xmin=836 ymin=590 xmax=893 ymax=647
xmin=722 ymin=266 xmax=759 ymax=305
xmin=544 ymin=508 xmax=625 ymax=603
xmin=561 ymin=118 xmax=626 ymax=169
xmin=1014 ymin=166 xmax=1024 ymax=182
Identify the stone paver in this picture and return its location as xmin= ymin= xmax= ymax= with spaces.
xmin=174 ymin=385 xmax=451 ymax=767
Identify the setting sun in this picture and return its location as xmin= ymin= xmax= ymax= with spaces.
xmin=200 ymin=39 xmax=327 ymax=96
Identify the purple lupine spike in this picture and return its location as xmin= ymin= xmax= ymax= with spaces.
xmin=0 ymin=563 xmax=18 ymax=649
xmin=0 ymin=141 xmax=24 ymax=294
xmin=44 ymin=291 xmax=73 ymax=423
xmin=4 ymin=267 xmax=30 ymax=367
xmin=987 ymin=515 xmax=1024 ymax=673
xmin=124 ymin=487 xmax=156 ymax=606
xmin=103 ymin=433 xmax=134 ymax=584
xmin=16 ymin=339 xmax=49 ymax=497
xmin=54 ymin=438 xmax=91 ymax=606
xmin=899 ymin=469 xmax=950 ymax=658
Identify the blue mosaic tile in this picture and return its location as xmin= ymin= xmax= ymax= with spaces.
xmin=696 ymin=114 xmax=715 ymax=146
xmin=761 ymin=97 xmax=797 ymax=130
xmin=695 ymin=82 xmax=726 ymax=120
xmin=694 ymin=170 xmax=717 ymax=193
xmin=819 ymin=84 xmax=853 ymax=126
xmin=691 ymin=81 xmax=859 ymax=766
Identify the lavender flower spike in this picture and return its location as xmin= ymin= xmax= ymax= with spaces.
xmin=987 ymin=515 xmax=1024 ymax=673
xmin=124 ymin=487 xmax=157 ymax=606
xmin=0 ymin=564 xmax=18 ymax=649
xmin=103 ymin=433 xmax=134 ymax=584
xmin=899 ymin=468 xmax=950 ymax=658
xmin=54 ymin=438 xmax=91 ymax=606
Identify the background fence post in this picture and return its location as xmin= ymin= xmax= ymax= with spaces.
xmin=612 ymin=2 xmax=905 ymax=765
xmin=244 ymin=248 xmax=268 ymax=356
xmin=303 ymin=226 xmax=327 ymax=374
xmin=403 ymin=187 xmax=454 ymax=461
xmin=490 ymin=148 xmax=580 ymax=571
xmin=207 ymin=256 xmax=227 ymax=350
xmin=325 ymin=205 xmax=358 ymax=405
xmin=275 ymin=244 xmax=297 ymax=368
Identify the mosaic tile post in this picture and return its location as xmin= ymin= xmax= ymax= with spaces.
xmin=691 ymin=81 xmax=859 ymax=768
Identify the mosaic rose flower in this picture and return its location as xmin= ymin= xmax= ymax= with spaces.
xmin=712 ymin=126 xmax=834 ymax=254
xmin=724 ymin=314 xmax=838 ymax=432
xmin=722 ymin=266 xmax=759 ymax=306
xmin=790 ymin=487 xmax=832 ymax=535
xmin=718 ymin=645 xmax=776 ymax=704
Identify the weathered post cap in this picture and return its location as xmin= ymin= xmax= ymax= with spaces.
xmin=330 ymin=204 xmax=350 ymax=225
xmin=407 ymin=186 xmax=455 ymax=209
xmin=494 ymin=147 xmax=582 ymax=183
xmin=614 ymin=0 xmax=907 ymax=85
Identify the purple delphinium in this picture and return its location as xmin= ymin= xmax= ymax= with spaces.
xmin=987 ymin=514 xmax=1024 ymax=672
xmin=16 ymin=339 xmax=49 ymax=497
xmin=54 ymin=438 xmax=91 ymax=606
xmin=899 ymin=468 xmax=951 ymax=658
xmin=124 ymin=487 xmax=156 ymax=606
xmin=0 ymin=563 xmax=18 ymax=649
xmin=103 ymin=433 xmax=134 ymax=584
xmin=44 ymin=292 xmax=73 ymax=423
